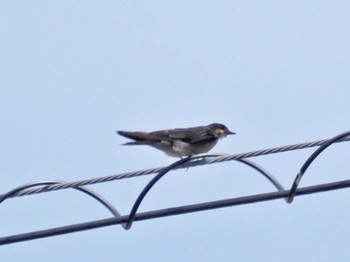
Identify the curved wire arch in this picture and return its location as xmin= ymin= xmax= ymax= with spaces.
xmin=125 ymin=154 xmax=287 ymax=229
xmin=0 ymin=180 xmax=127 ymax=229
xmin=235 ymin=158 xmax=287 ymax=198
xmin=287 ymin=130 xmax=350 ymax=203
xmin=125 ymin=156 xmax=193 ymax=229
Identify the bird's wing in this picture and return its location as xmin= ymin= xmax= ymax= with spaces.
xmin=154 ymin=126 xmax=216 ymax=143
xmin=118 ymin=126 xmax=217 ymax=144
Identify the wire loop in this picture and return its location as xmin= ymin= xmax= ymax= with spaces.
xmin=287 ymin=130 xmax=350 ymax=203
xmin=0 ymin=180 xmax=127 ymax=229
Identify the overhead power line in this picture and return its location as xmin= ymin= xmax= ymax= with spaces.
xmin=0 ymin=130 xmax=349 ymax=245
xmin=1 ymin=179 xmax=350 ymax=246
xmin=3 ymin=133 xmax=350 ymax=199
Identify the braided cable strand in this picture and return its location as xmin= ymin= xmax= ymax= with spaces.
xmin=3 ymin=134 xmax=350 ymax=199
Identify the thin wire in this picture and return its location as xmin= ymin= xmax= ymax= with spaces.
xmin=1 ymin=177 xmax=350 ymax=246
xmin=3 ymin=134 xmax=350 ymax=199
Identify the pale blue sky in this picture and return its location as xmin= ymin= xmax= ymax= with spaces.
xmin=1 ymin=1 xmax=350 ymax=261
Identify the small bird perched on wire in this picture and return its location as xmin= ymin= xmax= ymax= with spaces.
xmin=117 ymin=123 xmax=235 ymax=158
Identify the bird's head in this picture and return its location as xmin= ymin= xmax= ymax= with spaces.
xmin=208 ymin=123 xmax=236 ymax=138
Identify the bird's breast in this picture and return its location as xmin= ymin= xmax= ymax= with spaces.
xmin=172 ymin=140 xmax=193 ymax=156
xmin=171 ymin=139 xmax=219 ymax=156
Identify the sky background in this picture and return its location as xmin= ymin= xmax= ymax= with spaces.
xmin=1 ymin=1 xmax=350 ymax=261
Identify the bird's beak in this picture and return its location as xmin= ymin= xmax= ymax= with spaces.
xmin=227 ymin=130 xmax=236 ymax=135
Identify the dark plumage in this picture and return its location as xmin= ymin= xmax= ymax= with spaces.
xmin=117 ymin=123 xmax=235 ymax=157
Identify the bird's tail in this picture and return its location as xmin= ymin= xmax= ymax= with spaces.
xmin=117 ymin=130 xmax=157 ymax=145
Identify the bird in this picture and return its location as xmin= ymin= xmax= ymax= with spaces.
xmin=117 ymin=123 xmax=235 ymax=158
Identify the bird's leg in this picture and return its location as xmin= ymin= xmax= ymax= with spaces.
xmin=184 ymin=155 xmax=193 ymax=171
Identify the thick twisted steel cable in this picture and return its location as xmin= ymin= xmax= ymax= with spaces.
xmin=1 ymin=178 xmax=350 ymax=246
xmin=2 ymin=133 xmax=350 ymax=199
